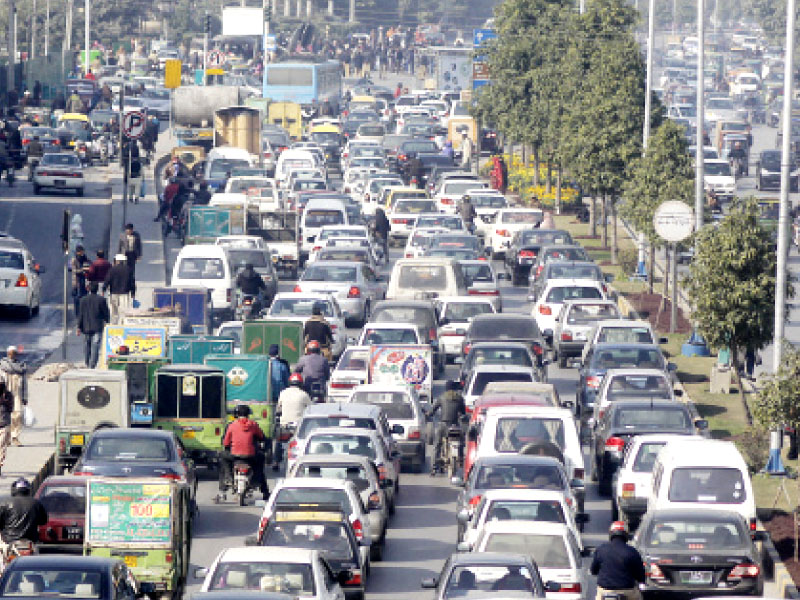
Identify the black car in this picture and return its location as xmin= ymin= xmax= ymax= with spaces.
xmin=73 ymin=428 xmax=197 ymax=501
xmin=462 ymin=314 xmax=547 ymax=379
xmin=0 ymin=555 xmax=144 ymax=600
xmin=634 ymin=509 xmax=764 ymax=597
xmin=589 ymin=399 xmax=706 ymax=495
xmin=756 ymin=149 xmax=799 ymax=191
xmin=503 ymin=229 xmax=576 ymax=286
xmin=421 ymin=552 xmax=554 ymax=600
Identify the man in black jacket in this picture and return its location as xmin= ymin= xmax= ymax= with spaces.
xmin=0 ymin=478 xmax=47 ymax=543
xmin=103 ymin=255 xmax=131 ymax=323
xmin=590 ymin=521 xmax=645 ymax=600
xmin=117 ymin=224 xmax=142 ymax=299
xmin=77 ymin=282 xmax=110 ymax=368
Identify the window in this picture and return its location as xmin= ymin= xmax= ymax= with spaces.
xmin=501 ymin=212 xmax=541 ymax=224
xmin=493 ymin=417 xmax=565 ymax=452
xmin=1 ymin=570 xmax=104 ymax=597
xmin=227 ymin=250 xmax=269 ymax=269
xmin=177 ymin=257 xmax=225 ymax=280
xmin=267 ymin=66 xmax=314 ymax=86
xmin=484 ymin=500 xmax=566 ymax=524
xmin=546 ymin=286 xmax=603 ymax=303
xmin=395 ymin=200 xmax=437 ymax=214
xmin=592 ymin=348 xmax=664 ymax=370
xmin=544 ymin=247 xmax=588 ymax=262
xmin=297 ymin=416 xmax=376 ymax=438
xmin=42 ymin=153 xmax=81 ymax=167
xmin=644 ymin=518 xmax=746 ymax=549
xmin=307 ymin=434 xmax=376 ymax=460
xmin=38 ymin=484 xmax=86 ymax=515
xmin=484 ymin=533 xmax=572 ymax=569
xmin=597 ymin=327 xmax=654 ymax=344
xmin=444 ymin=302 xmax=494 ymax=322
xmin=567 ymin=303 xmax=619 ymax=324
xmin=263 ymin=522 xmax=356 ymax=562
xmin=209 ymin=159 xmax=250 ymax=178
xmin=0 ymin=251 xmax=24 ymax=270
xmin=303 ymin=265 xmax=356 ymax=282
xmin=461 ymin=264 xmax=494 ymax=284
xmin=632 ymin=442 xmax=667 ymax=473
xmin=209 ymin=561 xmax=316 ymax=595
xmin=351 ymin=391 xmax=414 ymax=419
xmin=613 ymin=407 xmax=690 ymax=430
xmin=467 ymin=347 xmax=533 ymax=369
xmin=607 ymin=374 xmax=671 ymax=401
xmin=470 ymin=318 xmax=538 ymax=339
xmin=445 ymin=565 xmax=536 ymax=595
xmin=397 ymin=265 xmax=447 ymax=290
xmin=304 ymin=210 xmax=344 ymax=228
xmin=85 ymin=437 xmax=172 ymax=462
xmin=275 ymin=488 xmax=352 ymax=515
xmin=361 ymin=327 xmax=419 ymax=344
xmin=668 ymin=467 xmax=746 ymax=503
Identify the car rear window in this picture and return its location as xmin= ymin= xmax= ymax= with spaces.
xmin=397 ymin=265 xmax=448 ymax=290
xmin=38 ymin=484 xmax=86 ymax=515
xmin=351 ymin=391 xmax=414 ymax=419
xmin=85 ymin=437 xmax=172 ymax=462
xmin=546 ymin=264 xmax=601 ymax=279
xmin=471 ymin=372 xmax=534 ymax=396
xmin=612 ymin=407 xmax=690 ymax=430
xmin=303 ymin=265 xmax=357 ymax=282
xmin=607 ymin=374 xmax=671 ymax=400
xmin=468 ymin=347 xmax=533 ymax=368
xmin=444 ymin=302 xmax=494 ymax=322
xmin=597 ymin=327 xmax=654 ymax=344
xmin=484 ymin=533 xmax=572 ymax=569
xmin=305 ymin=209 xmax=344 ymax=228
xmin=262 ymin=521 xmax=356 ymax=562
xmin=177 ymin=257 xmax=225 ymax=279
xmin=0 ymin=570 xmax=104 ymax=598
xmin=209 ymin=561 xmax=316 ymax=595
xmin=644 ymin=518 xmax=746 ymax=550
xmin=294 ymin=463 xmax=370 ymax=491
xmin=485 ymin=500 xmax=566 ymax=524
xmin=362 ymin=327 xmax=419 ymax=344
xmin=461 ymin=264 xmax=494 ymax=283
xmin=297 ymin=416 xmax=376 ymax=438
xmin=476 ymin=463 xmax=564 ymax=490
xmin=566 ymin=303 xmax=619 ymax=324
xmin=501 ymin=212 xmax=541 ymax=224
xmin=270 ymin=298 xmax=335 ymax=317
xmin=668 ymin=468 xmax=746 ymax=503
xmin=0 ymin=251 xmax=24 ymax=270
xmin=395 ymin=200 xmax=437 ymax=213
xmin=632 ymin=442 xmax=667 ymax=473
xmin=592 ymin=348 xmax=664 ymax=369
xmin=546 ymin=286 xmax=603 ymax=303
xmin=275 ymin=487 xmax=353 ymax=515
xmin=543 ymin=247 xmax=588 ymax=261
xmin=493 ymin=417 xmax=565 ymax=453
xmin=306 ymin=434 xmax=376 ymax=460
xmin=470 ymin=318 xmax=538 ymax=339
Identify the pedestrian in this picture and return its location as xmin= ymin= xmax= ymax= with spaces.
xmin=128 ymin=154 xmax=142 ymax=202
xmin=70 ymin=244 xmax=90 ymax=317
xmin=0 ymin=347 xmax=27 ymax=447
xmin=103 ymin=254 xmax=131 ymax=323
xmin=85 ymin=249 xmax=112 ymax=284
xmin=77 ymin=282 xmax=110 ymax=368
xmin=460 ymin=131 xmax=474 ymax=171
xmin=268 ymin=344 xmax=290 ymax=402
xmin=117 ymin=224 xmax=142 ymax=300
xmin=0 ymin=379 xmax=13 ymax=474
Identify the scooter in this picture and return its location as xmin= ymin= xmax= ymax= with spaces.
xmin=445 ymin=425 xmax=463 ymax=478
xmin=308 ymin=381 xmax=326 ymax=403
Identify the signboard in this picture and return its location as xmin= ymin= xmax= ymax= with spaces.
xmin=207 ymin=49 xmax=226 ymax=68
xmin=103 ymin=325 xmax=167 ymax=359
xmin=123 ymin=316 xmax=183 ymax=337
xmin=264 ymin=33 xmax=277 ymax=51
xmin=368 ymin=345 xmax=433 ymax=400
xmin=86 ymin=480 xmax=172 ymax=544
xmin=473 ymin=28 xmax=495 ymax=90
xmin=123 ymin=111 xmax=146 ymax=139
xmin=164 ymin=59 xmax=182 ymax=89
xmin=473 ymin=28 xmax=497 ymax=47
xmin=222 ymin=7 xmax=264 ymax=36
xmin=242 ymin=320 xmax=304 ymax=365
xmin=473 ymin=62 xmax=489 ymax=80
xmin=435 ymin=49 xmax=472 ymax=92
xmin=204 ymin=355 xmax=270 ymax=402
xmin=653 ymin=201 xmax=694 ymax=242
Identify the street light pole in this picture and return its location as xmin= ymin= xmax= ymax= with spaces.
xmin=45 ymin=0 xmax=49 ymax=57
xmin=774 ymin=0 xmax=796 ymax=370
xmin=694 ymin=0 xmax=705 ymax=233
xmin=643 ymin=0 xmax=655 ymax=150
xmin=84 ymin=0 xmax=89 ymax=76
xmin=31 ymin=0 xmax=36 ymax=59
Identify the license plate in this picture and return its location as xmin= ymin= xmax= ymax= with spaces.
xmin=65 ymin=527 xmax=82 ymax=539
xmin=55 ymin=179 xmax=66 ymax=187
xmin=680 ymin=571 xmax=712 ymax=584
xmin=70 ymin=434 xmax=84 ymax=446
xmin=182 ymin=430 xmax=195 ymax=439
xmin=123 ymin=556 xmax=137 ymax=568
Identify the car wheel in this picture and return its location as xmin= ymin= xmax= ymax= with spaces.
xmin=369 ymin=541 xmax=383 ymax=561
xmin=76 ymin=187 xmax=84 ymax=197
xmin=32 ymin=183 xmax=40 ymax=195
xmin=557 ymin=352 xmax=567 ymax=369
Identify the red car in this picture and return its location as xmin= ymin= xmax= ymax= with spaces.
xmin=34 ymin=475 xmax=87 ymax=553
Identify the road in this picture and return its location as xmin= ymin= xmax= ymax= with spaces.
xmin=0 ymin=165 xmax=111 ymax=364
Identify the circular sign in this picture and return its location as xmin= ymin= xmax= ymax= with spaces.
xmin=400 ymin=354 xmax=429 ymax=386
xmin=207 ymin=49 xmax=225 ymax=68
xmin=654 ymin=201 xmax=694 ymax=242
xmin=77 ymin=385 xmax=111 ymax=409
xmin=123 ymin=111 xmax=146 ymax=139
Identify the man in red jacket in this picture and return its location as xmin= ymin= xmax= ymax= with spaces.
xmin=219 ymin=405 xmax=269 ymax=500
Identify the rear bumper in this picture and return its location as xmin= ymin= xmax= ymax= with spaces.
xmin=617 ymin=497 xmax=648 ymax=519
xmin=396 ymin=440 xmax=425 ymax=460
xmin=556 ymin=341 xmax=587 ymax=357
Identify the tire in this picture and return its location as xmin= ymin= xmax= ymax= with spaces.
xmin=369 ymin=542 xmax=383 ymax=561
xmin=76 ymin=187 xmax=84 ymax=197
xmin=32 ymin=184 xmax=40 ymax=195
xmin=557 ymin=353 xmax=567 ymax=369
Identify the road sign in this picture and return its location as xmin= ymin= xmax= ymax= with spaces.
xmin=265 ymin=34 xmax=277 ymax=51
xmin=654 ymin=201 xmax=694 ymax=242
xmin=164 ymin=59 xmax=182 ymax=89
xmin=473 ymin=79 xmax=490 ymax=90
xmin=473 ymin=62 xmax=489 ymax=80
xmin=473 ymin=28 xmax=496 ymax=48
xmin=207 ymin=49 xmax=225 ymax=68
xmin=123 ymin=111 xmax=146 ymax=139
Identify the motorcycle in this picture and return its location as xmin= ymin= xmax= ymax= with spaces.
xmin=0 ymin=539 xmax=35 ymax=574
xmin=27 ymin=157 xmax=39 ymax=182
xmin=445 ymin=425 xmax=464 ymax=479
xmin=234 ymin=291 xmax=261 ymax=321
xmin=232 ymin=459 xmax=255 ymax=506
xmin=308 ymin=381 xmax=326 ymax=403
xmin=272 ymin=422 xmax=296 ymax=471
xmin=5 ymin=166 xmax=15 ymax=187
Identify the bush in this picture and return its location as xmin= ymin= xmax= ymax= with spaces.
xmin=737 ymin=427 xmax=770 ymax=474
xmin=617 ymin=247 xmax=639 ymax=274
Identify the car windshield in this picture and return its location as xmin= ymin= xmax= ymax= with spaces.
xmin=501 ymin=212 xmax=541 ymax=224
xmin=228 ymin=178 xmax=271 ymax=193
xmin=402 ymin=141 xmax=438 ymax=153
xmin=468 ymin=347 xmax=533 ymax=368
xmin=471 ymin=372 xmax=533 ymax=396
xmin=311 ymin=131 xmax=340 ymax=144
xmin=567 ymin=303 xmax=619 ymax=324
xmin=643 ymin=518 xmax=747 ymax=549
xmin=362 ymin=327 xmax=419 ymax=344
xmin=545 ymin=286 xmax=603 ymax=303
xmin=0 ymin=251 xmax=24 ymax=270
xmin=302 ymin=265 xmax=357 ymax=282
xmin=445 ymin=564 xmax=536 ymax=597
xmin=471 ymin=195 xmax=507 ymax=208
xmin=319 ymin=250 xmax=369 ymax=263
xmin=612 ymin=407 xmax=690 ymax=430
xmin=395 ymin=200 xmax=437 ymax=214
xmin=632 ymin=442 xmax=668 ymax=472
xmin=470 ymin=318 xmax=538 ymax=339
xmin=38 ymin=484 xmax=86 ymax=515
xmin=209 ymin=561 xmax=316 ymax=595
xmin=359 ymin=125 xmax=385 ymax=136
xmin=41 ymin=154 xmax=81 ymax=167
xmin=263 ymin=522 xmax=356 ymax=562
xmin=0 ymin=570 xmax=103 ymax=598
xmin=227 ymin=250 xmax=269 ymax=269
xmin=704 ymin=162 xmax=731 ymax=176
xmin=294 ymin=463 xmax=371 ymax=492
xmin=444 ymin=302 xmax=494 ymax=322
xmin=428 ymin=249 xmax=477 ymax=260
xmin=445 ymin=182 xmax=483 ymax=195
xmin=431 ymin=237 xmax=479 ymax=251
xmin=275 ymin=488 xmax=352 ymax=515
xmin=543 ymin=247 xmax=588 ymax=262
xmin=591 ymin=347 xmax=664 ymax=369
xmin=304 ymin=209 xmax=344 ymax=229
xmin=484 ymin=500 xmax=566 ymax=525
xmin=668 ymin=468 xmax=746 ymax=503
xmin=307 ymin=434 xmax=376 ymax=460
xmin=270 ymin=298 xmax=334 ymax=317
xmin=264 ymin=133 xmax=290 ymax=146
xmin=521 ymin=231 xmax=573 ymax=245
xmin=761 ymin=152 xmax=781 ymax=170
xmin=297 ymin=416 xmax=375 ymax=438
xmin=84 ymin=437 xmax=172 ymax=461
xmin=210 ymin=159 xmax=250 ymax=178
xmin=177 ymin=257 xmax=225 ymax=280
xmin=416 ymin=216 xmax=462 ymax=229
xmin=475 ymin=463 xmax=564 ymax=490
xmin=484 ymin=533 xmax=572 ymax=569
xmin=494 ymin=417 xmax=565 ymax=452
xmin=607 ymin=374 xmax=671 ymax=400
xmin=596 ymin=327 xmax=654 ymax=344
xmin=351 ymin=391 xmax=414 ymax=419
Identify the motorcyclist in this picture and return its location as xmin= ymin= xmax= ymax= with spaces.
xmin=26 ymin=136 xmax=43 ymax=180
xmin=155 ymin=177 xmax=180 ymax=222
xmin=303 ymin=303 xmax=334 ymax=360
xmin=459 ymin=195 xmax=477 ymax=233
xmin=406 ymin=152 xmax=425 ymax=189
xmin=428 ymin=380 xmax=467 ymax=474
xmin=219 ymin=404 xmax=269 ymax=501
xmin=194 ymin=181 xmax=212 ymax=205
xmin=0 ymin=478 xmax=47 ymax=545
xmin=373 ymin=208 xmax=390 ymax=259
xmin=590 ymin=521 xmax=646 ymax=600
xmin=294 ymin=341 xmax=330 ymax=396
xmin=728 ymin=141 xmax=747 ymax=176
xmin=235 ymin=263 xmax=267 ymax=318
xmin=277 ymin=373 xmax=311 ymax=427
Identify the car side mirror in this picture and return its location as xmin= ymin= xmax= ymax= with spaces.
xmin=604 ymin=273 xmax=614 ymax=283
xmin=667 ymin=362 xmax=678 ymax=372
xmin=570 ymin=478 xmax=585 ymax=490
xmin=451 ymin=476 xmax=465 ymax=487
xmin=752 ymin=530 xmax=766 ymax=541
xmin=456 ymin=508 xmax=471 ymax=523
xmin=497 ymin=272 xmax=511 ymax=280
xmin=456 ymin=541 xmax=471 ymax=552
xmin=544 ymin=581 xmax=562 ymax=593
xmin=695 ymin=418 xmax=709 ymax=430
xmin=421 ymin=577 xmax=438 ymax=589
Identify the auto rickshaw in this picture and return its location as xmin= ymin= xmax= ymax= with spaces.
xmin=106 ymin=356 xmax=170 ymax=426
xmin=153 ymin=364 xmax=227 ymax=465
xmin=169 ymin=335 xmax=234 ymax=364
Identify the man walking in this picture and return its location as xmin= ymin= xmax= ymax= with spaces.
xmin=103 ymin=255 xmax=131 ymax=323
xmin=70 ymin=244 xmax=90 ymax=317
xmin=0 ymin=347 xmax=26 ymax=447
xmin=460 ymin=131 xmax=474 ymax=172
xmin=85 ymin=249 xmax=111 ymax=284
xmin=0 ymin=379 xmax=12 ymax=474
xmin=117 ymin=224 xmax=142 ymax=301
xmin=77 ymin=282 xmax=110 ymax=368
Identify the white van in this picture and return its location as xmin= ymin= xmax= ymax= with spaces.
xmin=275 ymin=149 xmax=319 ymax=187
xmin=386 ymin=258 xmax=468 ymax=300
xmin=171 ymin=244 xmax=235 ymax=323
xmin=648 ymin=438 xmax=756 ymax=530
xmin=203 ymin=146 xmax=255 ymax=190
xmin=299 ymin=198 xmax=349 ymax=258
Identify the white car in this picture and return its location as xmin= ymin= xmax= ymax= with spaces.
xmin=0 ymin=236 xmax=43 ymax=317
xmin=467 ymin=190 xmax=509 ymax=238
xmin=215 ymin=235 xmax=266 ymax=250
xmin=434 ymin=179 xmax=489 ymax=213
xmin=327 ymin=345 xmax=371 ymax=403
xmin=703 ymin=159 xmax=736 ymax=199
xmin=436 ymin=296 xmax=497 ymax=359
xmin=311 ymin=226 xmax=371 ymax=263
xmin=196 ymin=546 xmax=346 ymax=599
xmin=356 ymin=321 xmax=424 ymax=346
xmin=388 ymin=198 xmax=439 ymax=245
xmin=266 ymin=293 xmax=347 ymax=358
xmin=487 ymin=209 xmax=545 ymax=258
xmin=462 ymin=365 xmax=540 ymax=410
xmin=531 ymin=278 xmax=607 ymax=345
xmin=471 ymin=521 xmax=588 ymax=600
xmin=33 ymin=152 xmax=84 ymax=195
xmin=403 ymin=227 xmax=450 ymax=259
xmin=594 ymin=368 xmax=680 ymax=421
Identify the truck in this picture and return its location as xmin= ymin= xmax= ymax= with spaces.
xmin=171 ymin=85 xmax=253 ymax=149
xmin=214 ymin=105 xmax=262 ymax=160
xmin=248 ymin=210 xmax=300 ymax=278
xmin=367 ymin=344 xmax=433 ymax=404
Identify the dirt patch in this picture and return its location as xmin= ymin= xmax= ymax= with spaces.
xmin=628 ymin=292 xmax=692 ymax=334
xmin=763 ymin=512 xmax=800 ymax=586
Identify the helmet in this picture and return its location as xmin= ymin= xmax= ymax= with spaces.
xmin=289 ymin=373 xmax=303 ymax=386
xmin=11 ymin=478 xmax=31 ymax=496
xmin=234 ymin=404 xmax=252 ymax=418
xmin=608 ymin=520 xmax=629 ymax=541
xmin=307 ymin=340 xmax=321 ymax=352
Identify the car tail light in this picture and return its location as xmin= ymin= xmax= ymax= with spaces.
xmin=648 ymin=563 xmax=666 ymax=582
xmin=463 ymin=344 xmax=471 ymax=355
xmin=519 ymin=250 xmax=535 ymax=258
xmin=539 ymin=305 xmax=552 ymax=315
xmin=22 ymin=138 xmax=30 ymax=145
xmin=429 ymin=327 xmax=437 ymax=341
xmin=622 ymin=483 xmax=635 ymax=498
xmin=556 ymin=583 xmax=581 ymax=593
xmin=59 ymin=438 xmax=66 ymax=453
xmin=287 ymin=439 xmax=298 ymax=460
xmin=536 ymin=265 xmax=544 ymax=278
xmin=441 ymin=197 xmax=454 ymax=205
xmin=263 ymin=151 xmax=272 ymax=158
xmin=226 ymin=288 xmax=231 ymax=303
xmin=15 ymin=274 xmax=28 ymax=287
xmin=586 ymin=376 xmax=601 ymax=388
xmin=293 ymin=285 xmax=302 ymax=292
xmin=72 ymin=471 xmax=93 ymax=476
xmin=728 ymin=564 xmax=760 ymax=579
xmin=604 ymin=437 xmax=626 ymax=453
xmin=348 ymin=286 xmax=361 ymax=298
xmin=468 ymin=289 xmax=499 ymax=295
xmin=408 ymin=428 xmax=421 ymax=439
xmin=750 ymin=518 xmax=757 ymax=532
xmin=345 ymin=571 xmax=362 ymax=586
xmin=312 ymin=246 xmax=322 ymax=252
xmin=561 ymin=331 xmax=573 ymax=341
xmin=406 ymin=253 xmax=413 ymax=258
xmin=377 ymin=463 xmax=388 ymax=482
xmin=160 ymin=473 xmax=182 ymax=480
xmin=352 ymin=518 xmax=364 ymax=541
xmin=496 ymin=229 xmax=510 ymax=237
xmin=38 ymin=171 xmax=48 ymax=176
xmin=392 ymin=218 xmax=408 ymax=224
xmin=468 ymin=495 xmax=482 ymax=506
xmin=398 ymin=154 xmax=407 ymax=161
xmin=258 ymin=516 xmax=269 ymax=541
xmin=330 ymin=382 xmax=356 ymax=389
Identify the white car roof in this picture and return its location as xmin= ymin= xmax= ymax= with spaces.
xmin=595 ymin=319 xmax=653 ymax=329
xmin=272 ymin=292 xmax=336 ymax=301
xmin=362 ymin=321 xmax=419 ymax=331
xmin=479 ymin=520 xmax=571 ymax=536
xmin=351 ymin=383 xmax=414 ymax=394
xmin=660 ymin=438 xmax=745 ymax=466
xmin=217 ymin=547 xmax=316 ymax=564
xmin=470 ymin=364 xmax=538 ymax=375
xmin=602 ymin=368 xmax=671 ymax=379
xmin=543 ymin=278 xmax=605 ymax=289
xmin=273 ymin=477 xmax=355 ymax=491
xmin=480 ymin=489 xmax=570 ymax=503
xmin=483 ymin=405 xmax=573 ymax=419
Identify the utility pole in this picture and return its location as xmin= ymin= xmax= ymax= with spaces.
xmin=643 ymin=0 xmax=655 ymax=150
xmin=774 ymin=0 xmax=796 ymax=370
xmin=349 ymin=0 xmax=354 ymax=23
xmin=44 ymin=0 xmax=49 ymax=56
xmin=83 ymin=0 xmax=89 ymax=76
xmin=694 ymin=0 xmax=705 ymax=234
xmin=203 ymin=13 xmax=210 ymax=86
xmin=7 ymin=0 xmax=15 ymax=93
xmin=31 ymin=0 xmax=36 ymax=60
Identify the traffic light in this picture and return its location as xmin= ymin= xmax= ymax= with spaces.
xmin=204 ymin=14 xmax=211 ymax=34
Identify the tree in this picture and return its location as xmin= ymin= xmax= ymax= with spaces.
xmin=684 ymin=197 xmax=788 ymax=405
xmin=753 ymin=342 xmax=800 ymax=433
xmin=620 ymin=119 xmax=693 ymax=292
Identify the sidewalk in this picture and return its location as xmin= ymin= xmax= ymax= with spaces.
xmin=0 ymin=153 xmax=167 ymax=490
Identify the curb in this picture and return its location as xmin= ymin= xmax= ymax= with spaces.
xmin=761 ymin=517 xmax=800 ymax=599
